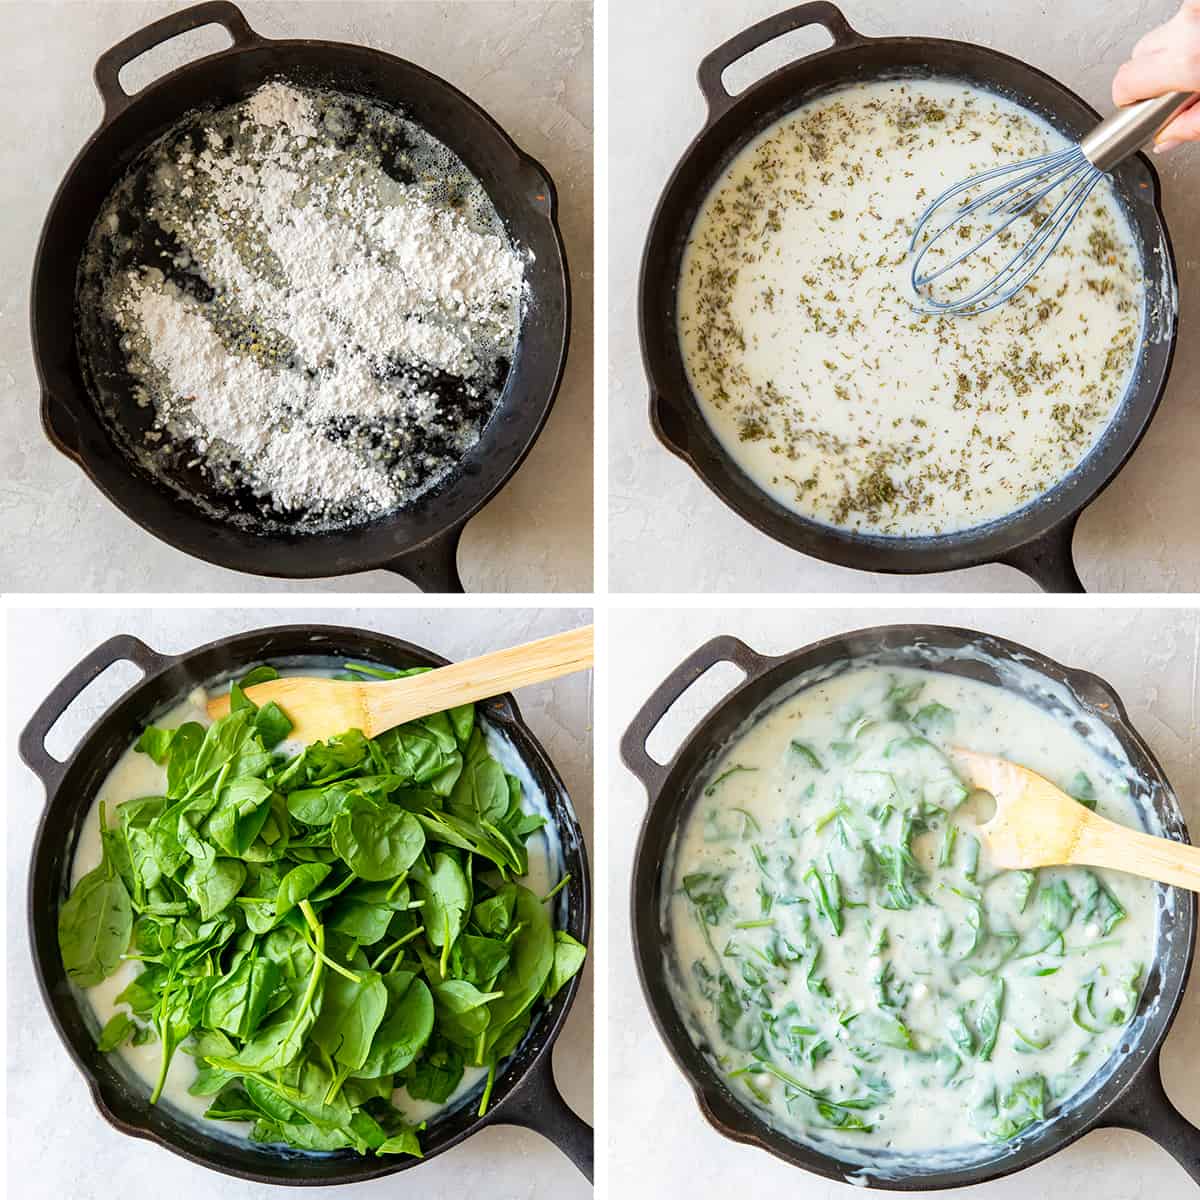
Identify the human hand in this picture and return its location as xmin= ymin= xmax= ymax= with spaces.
xmin=1112 ymin=0 xmax=1200 ymax=153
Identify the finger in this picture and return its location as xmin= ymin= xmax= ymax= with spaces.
xmin=1130 ymin=19 xmax=1176 ymax=58
xmin=1112 ymin=49 xmax=1200 ymax=106
xmin=1154 ymin=98 xmax=1200 ymax=147
xmin=1112 ymin=50 xmax=1165 ymax=105
xmin=1130 ymin=0 xmax=1200 ymax=57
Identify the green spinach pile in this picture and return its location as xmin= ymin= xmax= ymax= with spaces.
xmin=58 ymin=662 xmax=586 ymax=1156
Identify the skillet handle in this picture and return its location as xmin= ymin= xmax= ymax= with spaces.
xmin=18 ymin=635 xmax=171 ymax=792
xmin=41 ymin=392 xmax=82 ymax=460
xmin=999 ymin=517 xmax=1085 ymax=593
xmin=649 ymin=388 xmax=693 ymax=459
xmin=384 ymin=525 xmax=466 ymax=593
xmin=487 ymin=1051 xmax=593 ymax=1182
xmin=94 ymin=1 xmax=262 ymax=121
xmin=620 ymin=635 xmax=774 ymax=795
xmin=1101 ymin=1058 xmax=1200 ymax=1184
xmin=698 ymin=2 xmax=866 ymax=119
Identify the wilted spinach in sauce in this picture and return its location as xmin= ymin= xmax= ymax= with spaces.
xmin=665 ymin=666 xmax=1154 ymax=1152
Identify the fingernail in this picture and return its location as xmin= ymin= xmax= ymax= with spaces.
xmin=1153 ymin=139 xmax=1181 ymax=155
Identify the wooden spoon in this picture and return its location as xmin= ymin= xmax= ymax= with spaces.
xmin=206 ymin=625 xmax=593 ymax=744
xmin=954 ymin=747 xmax=1200 ymax=892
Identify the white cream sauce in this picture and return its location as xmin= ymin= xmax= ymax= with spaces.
xmin=70 ymin=677 xmax=555 ymax=1141
xmin=677 ymin=79 xmax=1145 ymax=535
xmin=664 ymin=665 xmax=1156 ymax=1155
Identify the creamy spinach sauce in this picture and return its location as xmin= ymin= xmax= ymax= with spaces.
xmin=664 ymin=666 xmax=1156 ymax=1155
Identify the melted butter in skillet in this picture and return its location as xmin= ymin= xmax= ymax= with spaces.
xmin=665 ymin=666 xmax=1156 ymax=1153
xmin=676 ymin=80 xmax=1145 ymax=537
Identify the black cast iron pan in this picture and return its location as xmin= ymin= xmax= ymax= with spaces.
xmin=621 ymin=625 xmax=1198 ymax=1187
xmin=31 ymin=1 xmax=571 ymax=592
xmin=639 ymin=3 xmax=1179 ymax=593
xmin=20 ymin=624 xmax=591 ymax=1184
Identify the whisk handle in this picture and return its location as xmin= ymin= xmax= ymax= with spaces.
xmin=1081 ymin=92 xmax=1198 ymax=171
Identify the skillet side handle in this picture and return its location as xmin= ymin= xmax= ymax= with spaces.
xmin=649 ymin=389 xmax=693 ymax=459
xmin=383 ymin=525 xmax=466 ymax=593
xmin=94 ymin=1 xmax=261 ymax=121
xmin=487 ymin=1052 xmax=593 ymax=1182
xmin=18 ymin=635 xmax=171 ymax=792
xmin=1101 ymin=1061 xmax=1200 ymax=1184
xmin=41 ymin=392 xmax=82 ymax=460
xmin=619 ymin=634 xmax=774 ymax=796
xmin=999 ymin=517 xmax=1085 ymax=593
xmin=698 ymin=2 xmax=865 ymax=119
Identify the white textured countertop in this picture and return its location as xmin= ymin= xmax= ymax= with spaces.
xmin=609 ymin=606 xmax=1200 ymax=1197
xmin=5 ymin=606 xmax=593 ymax=1199
xmin=0 ymin=0 xmax=593 ymax=593
xmin=609 ymin=0 xmax=1200 ymax=593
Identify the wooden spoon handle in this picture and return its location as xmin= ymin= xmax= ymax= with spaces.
xmin=1075 ymin=817 xmax=1200 ymax=893
xmin=366 ymin=625 xmax=594 ymax=734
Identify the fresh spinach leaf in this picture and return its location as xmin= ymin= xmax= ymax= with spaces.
xmin=404 ymin=1034 xmax=465 ymax=1103
xmin=96 ymin=1011 xmax=136 ymax=1052
xmin=354 ymin=972 xmax=435 ymax=1078
xmin=311 ymin=967 xmax=388 ymax=1072
xmin=412 ymin=851 xmax=472 ymax=972
xmin=58 ymin=805 xmax=133 ymax=987
xmin=332 ymin=798 xmax=424 ymax=882
xmin=544 ymin=931 xmax=587 ymax=1000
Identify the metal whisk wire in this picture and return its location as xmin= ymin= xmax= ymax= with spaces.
xmin=907 ymin=90 xmax=1197 ymax=317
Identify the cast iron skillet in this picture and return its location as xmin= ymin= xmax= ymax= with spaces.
xmin=639 ymin=3 xmax=1179 ymax=593
xmin=620 ymin=625 xmax=1199 ymax=1188
xmin=19 ymin=624 xmax=591 ymax=1185
xmin=31 ymin=1 xmax=571 ymax=592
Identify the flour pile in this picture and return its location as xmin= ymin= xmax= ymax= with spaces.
xmin=83 ymin=81 xmax=524 ymax=526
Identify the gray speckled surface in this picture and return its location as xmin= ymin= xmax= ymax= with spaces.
xmin=609 ymin=0 xmax=1200 ymax=593
xmin=610 ymin=606 xmax=1200 ymax=1196
xmin=6 ymin=605 xmax=592 ymax=1198
xmin=0 ymin=0 xmax=593 ymax=593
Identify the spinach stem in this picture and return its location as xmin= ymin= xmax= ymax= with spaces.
xmin=369 ymin=925 xmax=426 ymax=972
xmin=540 ymin=874 xmax=571 ymax=903
xmin=477 ymin=1060 xmax=497 ymax=1116
xmin=300 ymin=931 xmax=361 ymax=983
xmin=286 ymin=900 xmax=327 ymax=1047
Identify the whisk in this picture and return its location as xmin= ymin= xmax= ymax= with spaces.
xmin=908 ymin=90 xmax=1197 ymax=316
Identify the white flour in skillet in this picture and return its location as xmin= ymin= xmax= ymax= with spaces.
xmin=78 ymin=82 xmax=525 ymax=528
